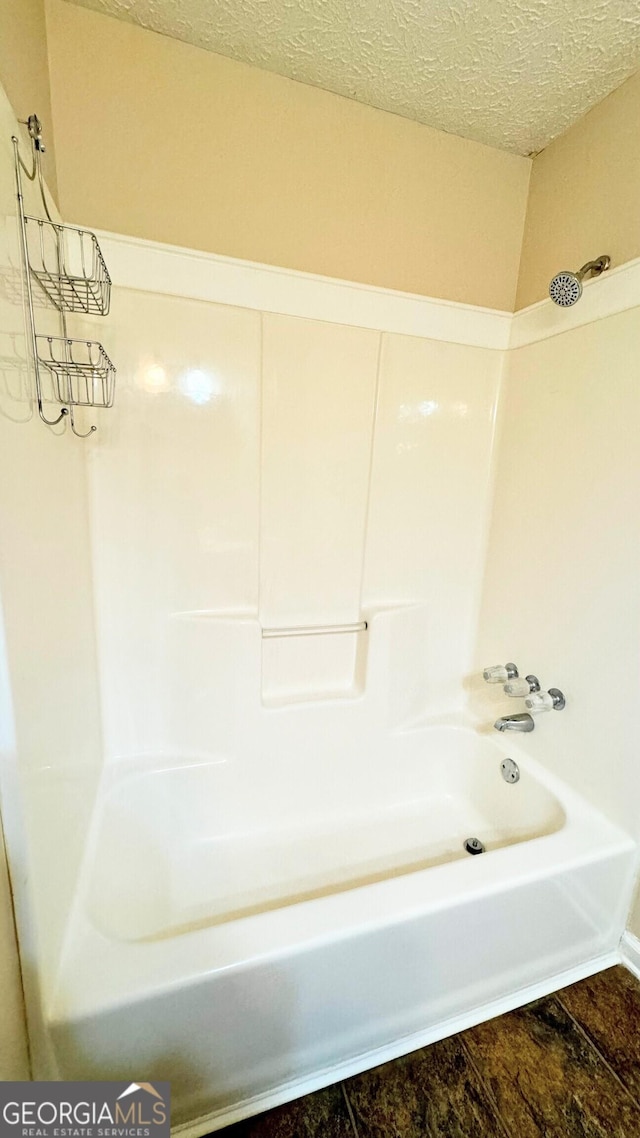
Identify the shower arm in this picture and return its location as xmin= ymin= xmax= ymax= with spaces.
xmin=576 ymin=256 xmax=611 ymax=282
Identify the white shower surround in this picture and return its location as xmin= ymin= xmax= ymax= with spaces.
xmin=22 ymin=232 xmax=639 ymax=1124
xmin=2 ymin=114 xmax=640 ymax=1123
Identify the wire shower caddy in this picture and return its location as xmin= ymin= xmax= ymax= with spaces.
xmin=11 ymin=113 xmax=116 ymax=436
xmin=25 ymin=216 xmax=111 ymax=316
xmin=36 ymin=336 xmax=116 ymax=408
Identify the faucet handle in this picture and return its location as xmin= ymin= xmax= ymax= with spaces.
xmin=525 ymin=688 xmax=566 ymax=713
xmin=504 ymin=674 xmax=540 ymax=697
xmin=483 ymin=662 xmax=518 ymax=683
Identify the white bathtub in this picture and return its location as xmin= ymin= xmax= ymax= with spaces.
xmin=43 ymin=721 xmax=635 ymax=1132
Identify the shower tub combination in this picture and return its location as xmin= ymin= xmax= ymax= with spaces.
xmin=3 ymin=77 xmax=638 ymax=1131
xmin=42 ymin=717 xmax=635 ymax=1133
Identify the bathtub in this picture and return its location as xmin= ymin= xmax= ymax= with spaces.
xmin=42 ymin=720 xmax=635 ymax=1132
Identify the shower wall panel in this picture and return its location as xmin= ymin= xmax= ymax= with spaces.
xmin=474 ymin=304 xmax=640 ymax=837
xmin=86 ymin=287 xmax=262 ymax=759
xmin=363 ymin=333 xmax=502 ymax=714
xmin=86 ymin=280 xmax=503 ymax=760
xmin=259 ymin=314 xmax=380 ymax=704
xmin=260 ymin=314 xmax=379 ymax=629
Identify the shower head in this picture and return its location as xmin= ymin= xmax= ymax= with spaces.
xmin=549 ymin=255 xmax=610 ymax=307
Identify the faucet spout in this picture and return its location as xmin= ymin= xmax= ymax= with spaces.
xmin=494 ymin=713 xmax=535 ymax=733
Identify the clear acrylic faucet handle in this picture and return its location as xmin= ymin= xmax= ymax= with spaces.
xmin=483 ymin=662 xmax=518 ymax=684
xmin=526 ymin=688 xmax=566 ymax=712
xmin=504 ymin=675 xmax=540 ymax=697
xmin=525 ymin=691 xmax=553 ymax=713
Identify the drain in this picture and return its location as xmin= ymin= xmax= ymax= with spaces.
xmin=464 ymin=837 xmax=485 ymax=856
xmin=501 ymin=757 xmax=520 ymax=784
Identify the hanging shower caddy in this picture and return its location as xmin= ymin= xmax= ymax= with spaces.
xmin=11 ymin=114 xmax=115 ymax=436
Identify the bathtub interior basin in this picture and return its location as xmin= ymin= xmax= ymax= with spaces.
xmin=86 ymin=726 xmax=565 ymax=942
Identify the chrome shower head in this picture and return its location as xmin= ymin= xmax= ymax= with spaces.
xmin=549 ymin=255 xmax=610 ymax=307
xmin=549 ymin=270 xmax=583 ymax=307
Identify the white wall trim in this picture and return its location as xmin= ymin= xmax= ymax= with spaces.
xmin=94 ymin=229 xmax=512 ymax=350
xmin=511 ymin=255 xmax=640 ymax=349
xmin=620 ymin=930 xmax=640 ymax=980
xmin=92 ymin=229 xmax=640 ymax=352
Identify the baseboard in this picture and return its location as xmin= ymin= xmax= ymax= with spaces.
xmin=171 ymin=949 xmax=618 ymax=1137
xmin=620 ymin=931 xmax=640 ymax=980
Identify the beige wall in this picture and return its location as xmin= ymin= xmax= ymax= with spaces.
xmin=44 ymin=0 xmax=530 ymax=312
xmin=4 ymin=0 xmax=640 ymax=313
xmin=0 ymin=0 xmax=57 ymax=197
xmin=517 ymin=68 xmax=640 ymax=310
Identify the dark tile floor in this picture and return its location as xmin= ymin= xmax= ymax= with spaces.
xmin=218 ymin=965 xmax=640 ymax=1138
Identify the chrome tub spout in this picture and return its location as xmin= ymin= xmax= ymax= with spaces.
xmin=494 ymin=713 xmax=535 ymax=733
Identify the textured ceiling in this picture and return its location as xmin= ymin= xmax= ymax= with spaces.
xmin=66 ymin=0 xmax=640 ymax=154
